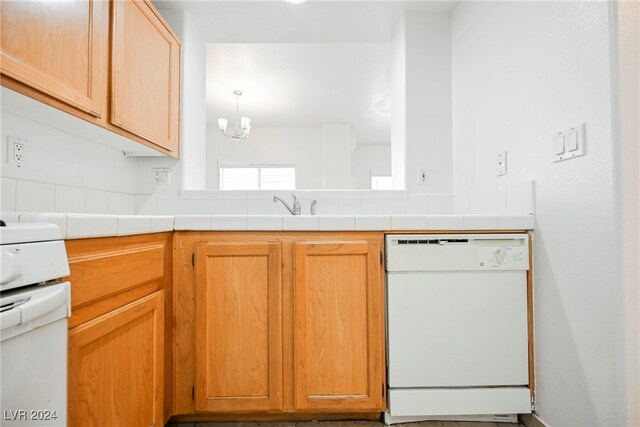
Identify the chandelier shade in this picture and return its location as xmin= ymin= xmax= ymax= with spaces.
xmin=218 ymin=90 xmax=251 ymax=141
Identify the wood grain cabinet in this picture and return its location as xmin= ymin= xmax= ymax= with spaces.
xmin=176 ymin=232 xmax=386 ymax=418
xmin=293 ymin=241 xmax=384 ymax=411
xmin=65 ymin=233 xmax=173 ymax=427
xmin=68 ymin=291 xmax=164 ymax=427
xmin=0 ymin=0 xmax=181 ymax=157
xmin=0 ymin=0 xmax=108 ymax=117
xmin=111 ymin=0 xmax=180 ymax=152
xmin=194 ymin=242 xmax=283 ymax=412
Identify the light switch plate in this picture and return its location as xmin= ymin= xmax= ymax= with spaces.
xmin=554 ymin=123 xmax=586 ymax=162
xmin=496 ymin=151 xmax=507 ymax=176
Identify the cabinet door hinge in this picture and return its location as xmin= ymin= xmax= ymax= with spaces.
xmin=192 ymin=252 xmax=195 ymax=267
xmin=192 ymin=386 xmax=195 ymax=400
xmin=380 ymin=251 xmax=383 ymax=266
xmin=382 ymin=382 xmax=385 ymax=396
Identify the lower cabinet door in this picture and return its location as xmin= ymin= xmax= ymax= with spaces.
xmin=194 ymin=242 xmax=283 ymax=412
xmin=293 ymin=240 xmax=385 ymax=411
xmin=68 ymin=291 xmax=164 ymax=427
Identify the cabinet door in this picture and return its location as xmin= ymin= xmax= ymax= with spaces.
xmin=68 ymin=291 xmax=164 ymax=427
xmin=0 ymin=0 xmax=107 ymax=116
xmin=195 ymin=242 xmax=283 ymax=412
xmin=111 ymin=0 xmax=180 ymax=152
xmin=293 ymin=240 xmax=385 ymax=411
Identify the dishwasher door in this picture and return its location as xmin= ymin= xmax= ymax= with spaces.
xmin=387 ymin=270 xmax=528 ymax=388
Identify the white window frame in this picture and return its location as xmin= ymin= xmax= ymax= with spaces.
xmin=219 ymin=163 xmax=297 ymax=190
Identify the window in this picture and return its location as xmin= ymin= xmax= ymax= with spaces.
xmin=220 ymin=165 xmax=296 ymax=190
xmin=371 ymin=175 xmax=393 ymax=190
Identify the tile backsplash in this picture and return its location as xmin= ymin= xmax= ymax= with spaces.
xmin=1 ymin=177 xmax=135 ymax=215
xmin=2 ymin=176 xmax=534 ymax=217
xmin=134 ymin=180 xmax=534 ymax=216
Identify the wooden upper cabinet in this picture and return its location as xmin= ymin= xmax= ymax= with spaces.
xmin=0 ymin=0 xmax=108 ymax=116
xmin=68 ymin=291 xmax=164 ymax=427
xmin=111 ymin=0 xmax=181 ymax=153
xmin=293 ymin=240 xmax=385 ymax=412
xmin=194 ymin=242 xmax=283 ymax=412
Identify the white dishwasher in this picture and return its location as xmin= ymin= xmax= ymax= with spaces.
xmin=385 ymin=234 xmax=532 ymax=424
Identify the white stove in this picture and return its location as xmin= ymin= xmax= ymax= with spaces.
xmin=0 ymin=222 xmax=71 ymax=426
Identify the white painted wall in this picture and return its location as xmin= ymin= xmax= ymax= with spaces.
xmin=390 ymin=15 xmax=406 ymax=190
xmin=321 ymin=124 xmax=355 ymax=189
xmin=352 ymin=144 xmax=391 ymax=189
xmin=0 ymin=92 xmax=138 ymax=214
xmin=404 ymin=12 xmax=452 ymax=194
xmin=452 ymin=2 xmax=631 ymax=425
xmin=206 ymin=126 xmax=324 ymax=189
xmin=154 ymin=9 xmax=207 ymax=190
xmin=390 ymin=12 xmax=453 ymax=193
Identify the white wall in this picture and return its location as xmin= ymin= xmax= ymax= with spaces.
xmin=351 ymin=144 xmax=391 ymax=189
xmin=206 ymin=126 xmax=324 ymax=189
xmin=452 ymin=2 xmax=630 ymax=425
xmin=321 ymin=124 xmax=355 ymax=189
xmin=0 ymin=94 xmax=138 ymax=214
xmin=158 ymin=10 xmax=207 ymax=191
xmin=390 ymin=12 xmax=453 ymax=193
xmin=404 ymin=12 xmax=452 ymax=194
xmin=390 ymin=15 xmax=406 ymax=190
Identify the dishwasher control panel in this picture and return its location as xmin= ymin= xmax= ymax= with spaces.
xmin=477 ymin=245 xmax=528 ymax=270
xmin=385 ymin=233 xmax=529 ymax=272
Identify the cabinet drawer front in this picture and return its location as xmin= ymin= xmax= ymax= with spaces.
xmin=294 ymin=240 xmax=385 ymax=411
xmin=195 ymin=242 xmax=283 ymax=412
xmin=0 ymin=0 xmax=107 ymax=116
xmin=68 ymin=291 xmax=164 ymax=427
xmin=68 ymin=244 xmax=165 ymax=308
xmin=111 ymin=0 xmax=180 ymax=152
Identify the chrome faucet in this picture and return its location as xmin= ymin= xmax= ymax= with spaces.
xmin=273 ymin=194 xmax=301 ymax=215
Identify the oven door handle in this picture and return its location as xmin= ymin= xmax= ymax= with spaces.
xmin=0 ymin=285 xmax=68 ymax=331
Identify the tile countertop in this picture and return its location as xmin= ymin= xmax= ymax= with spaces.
xmin=3 ymin=213 xmax=535 ymax=240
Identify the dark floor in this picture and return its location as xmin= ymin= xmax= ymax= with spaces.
xmin=168 ymin=421 xmax=522 ymax=427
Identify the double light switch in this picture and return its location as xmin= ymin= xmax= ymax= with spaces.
xmin=553 ymin=123 xmax=586 ymax=162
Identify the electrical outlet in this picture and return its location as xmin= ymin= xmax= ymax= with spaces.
xmin=153 ymin=167 xmax=171 ymax=185
xmin=7 ymin=136 xmax=26 ymax=167
xmin=496 ymin=151 xmax=507 ymax=176
xmin=418 ymin=168 xmax=427 ymax=185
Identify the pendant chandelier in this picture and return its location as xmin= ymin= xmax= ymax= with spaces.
xmin=218 ymin=90 xmax=251 ymax=141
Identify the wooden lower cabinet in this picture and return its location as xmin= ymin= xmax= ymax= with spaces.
xmin=293 ymin=241 xmax=384 ymax=411
xmin=176 ymin=232 xmax=386 ymax=417
xmin=68 ymin=291 xmax=164 ymax=427
xmin=194 ymin=242 xmax=283 ymax=412
xmin=64 ymin=233 xmax=173 ymax=426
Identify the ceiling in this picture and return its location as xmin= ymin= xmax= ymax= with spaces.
xmin=152 ymin=1 xmax=456 ymax=43
xmin=152 ymin=1 xmax=456 ymax=146
xmin=207 ymin=43 xmax=390 ymax=144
